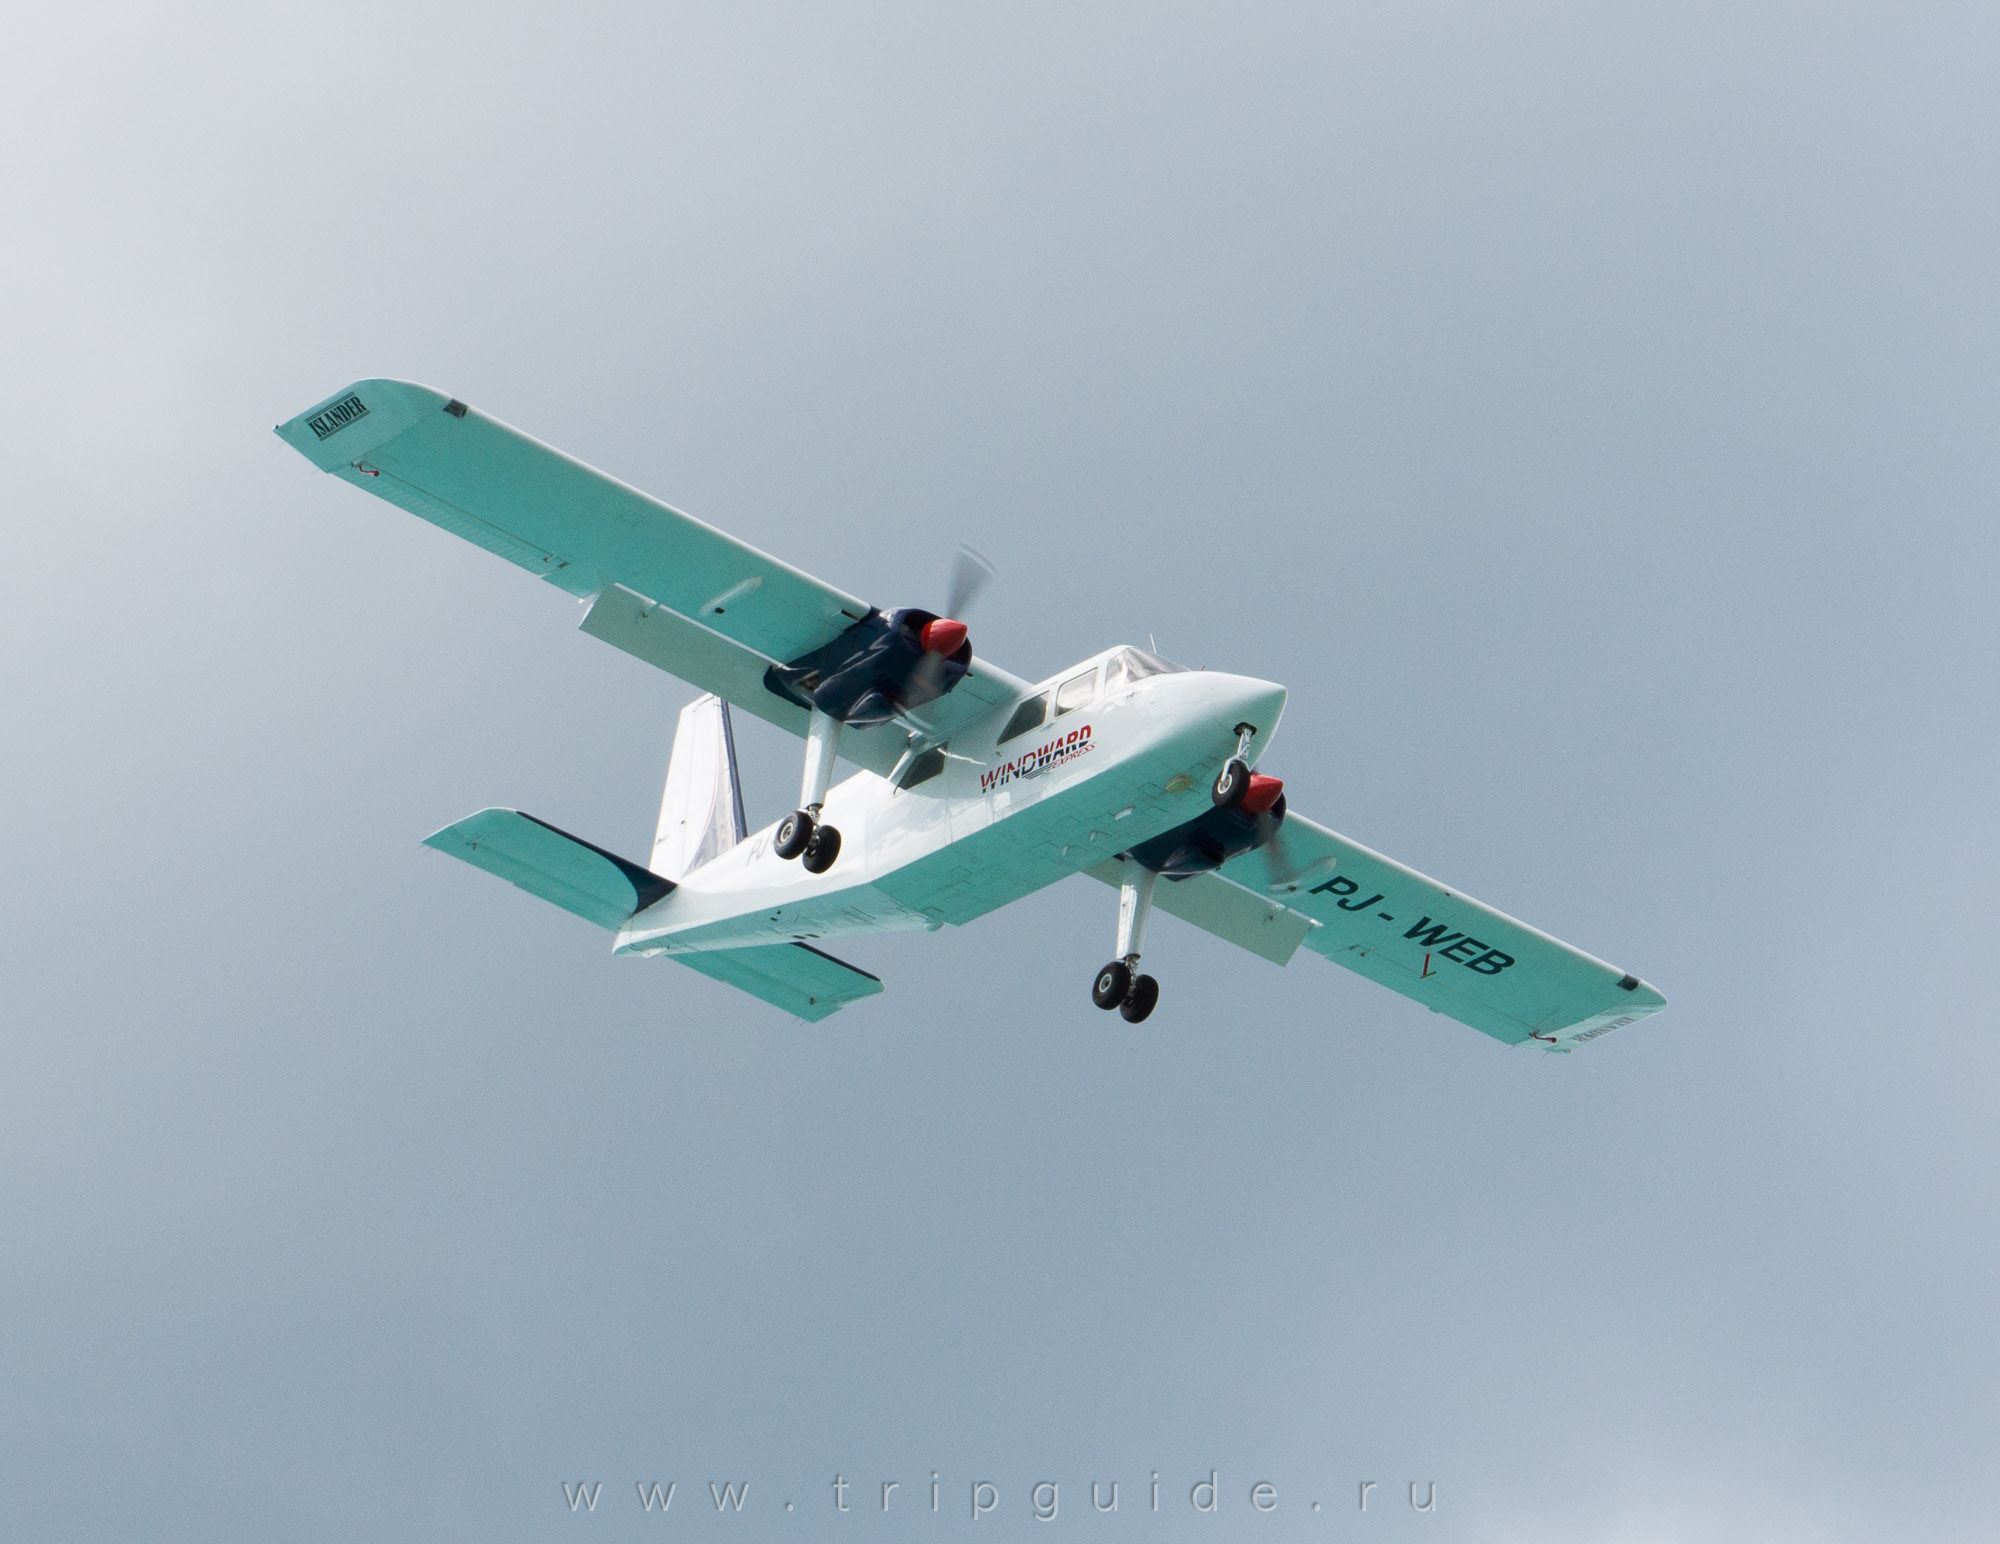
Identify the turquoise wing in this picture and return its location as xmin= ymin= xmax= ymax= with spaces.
xmin=275 ymin=381 xmax=1033 ymax=771
xmin=276 ymin=379 xmax=865 ymax=658
xmin=1220 ymin=812 xmax=1666 ymax=1051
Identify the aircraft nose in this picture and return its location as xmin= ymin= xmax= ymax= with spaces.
xmin=1207 ymin=672 xmax=1287 ymax=756
xmin=1242 ymin=680 xmax=1287 ymax=755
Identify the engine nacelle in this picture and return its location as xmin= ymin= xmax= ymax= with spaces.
xmin=1126 ymin=786 xmax=1286 ymax=879
xmin=763 ymin=607 xmax=975 ymax=728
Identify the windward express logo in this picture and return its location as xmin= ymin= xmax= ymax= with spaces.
xmin=306 ymin=394 xmax=369 ymax=441
xmin=981 ymin=723 xmax=1092 ymax=793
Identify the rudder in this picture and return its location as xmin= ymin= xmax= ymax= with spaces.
xmin=652 ymin=694 xmax=748 ymax=881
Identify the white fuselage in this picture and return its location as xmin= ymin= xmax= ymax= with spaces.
xmin=615 ymin=651 xmax=1286 ymax=958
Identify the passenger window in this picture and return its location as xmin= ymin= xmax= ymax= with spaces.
xmin=998 ymin=693 xmax=1049 ymax=743
xmin=1053 ymin=669 xmax=1097 ymax=716
xmin=896 ymin=746 xmax=947 ymax=791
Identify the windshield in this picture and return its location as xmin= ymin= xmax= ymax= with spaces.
xmin=1104 ymin=647 xmax=1184 ymax=692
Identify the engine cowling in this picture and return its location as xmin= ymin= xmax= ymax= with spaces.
xmin=1126 ymin=779 xmax=1286 ymax=879
xmin=763 ymin=607 xmax=975 ymax=728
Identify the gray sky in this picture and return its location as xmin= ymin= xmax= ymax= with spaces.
xmin=4 ymin=3 xmax=1996 ymax=1540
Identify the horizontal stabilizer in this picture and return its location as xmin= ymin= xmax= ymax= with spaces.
xmin=669 ymin=943 xmax=883 ymax=1022
xmin=423 ymin=809 xmax=671 ymax=929
xmin=1083 ymin=859 xmax=1316 ymax=966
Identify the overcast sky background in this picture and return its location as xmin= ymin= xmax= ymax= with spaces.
xmin=3 ymin=3 xmax=1997 ymax=1540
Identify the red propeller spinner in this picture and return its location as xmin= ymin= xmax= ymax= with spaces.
xmin=920 ymin=617 xmax=968 ymax=655
xmin=1240 ymin=773 xmax=1284 ymax=814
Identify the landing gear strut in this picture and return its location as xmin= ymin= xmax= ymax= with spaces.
xmin=1212 ymin=721 xmax=1258 ymax=809
xmin=1091 ymin=863 xmax=1161 ymax=1022
xmin=777 ymin=706 xmax=843 ymax=871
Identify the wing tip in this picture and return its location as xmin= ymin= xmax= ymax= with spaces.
xmin=1617 ymin=973 xmax=1668 ymax=1011
xmin=274 ymin=378 xmax=457 ymax=470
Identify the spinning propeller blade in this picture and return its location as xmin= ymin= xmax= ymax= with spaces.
xmin=946 ymin=544 xmax=995 ymax=621
xmin=909 ymin=545 xmax=996 ymax=705
xmin=1256 ymin=802 xmax=1337 ymax=894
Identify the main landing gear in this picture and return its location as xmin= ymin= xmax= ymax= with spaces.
xmin=1089 ymin=725 xmax=1264 ymax=1021
xmin=776 ymin=706 xmax=843 ymax=873
xmin=1092 ymin=864 xmax=1161 ymax=1023
xmin=774 ymin=810 xmax=841 ymax=872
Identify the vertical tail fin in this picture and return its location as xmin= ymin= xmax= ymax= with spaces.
xmin=652 ymin=695 xmax=748 ymax=881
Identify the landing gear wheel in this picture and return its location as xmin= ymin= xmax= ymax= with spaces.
xmin=774 ymin=810 xmax=815 ymax=861
xmin=1119 ymin=974 xmax=1160 ymax=1023
xmin=800 ymin=823 xmax=842 ymax=874
xmin=1213 ymin=757 xmax=1251 ymax=808
xmin=1092 ymin=961 xmax=1132 ymax=1010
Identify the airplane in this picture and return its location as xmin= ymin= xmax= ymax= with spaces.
xmin=276 ymin=379 xmax=1665 ymax=1050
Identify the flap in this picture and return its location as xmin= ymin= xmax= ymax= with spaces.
xmin=580 ymin=583 xmax=1030 ymax=764
xmin=579 ymin=584 xmax=915 ymax=777
xmin=1084 ymin=859 xmax=1317 ymax=966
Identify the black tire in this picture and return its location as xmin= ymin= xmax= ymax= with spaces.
xmin=1091 ymin=961 xmax=1132 ymax=1010
xmin=1119 ymin=974 xmax=1160 ymax=1023
xmin=801 ymin=823 xmax=842 ymax=873
xmin=774 ymin=810 xmax=814 ymax=860
xmin=1212 ymin=757 xmax=1251 ymax=808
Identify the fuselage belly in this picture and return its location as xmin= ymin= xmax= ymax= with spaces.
xmin=614 ymin=665 xmax=1286 ymax=957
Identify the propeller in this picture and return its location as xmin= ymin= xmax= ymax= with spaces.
xmin=1240 ymin=781 xmax=1339 ymax=894
xmin=945 ymin=544 xmax=995 ymax=620
xmin=1259 ymin=817 xmax=1338 ymax=893
xmin=909 ymin=544 xmax=996 ymax=705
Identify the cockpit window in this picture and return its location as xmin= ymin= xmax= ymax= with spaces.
xmin=1104 ymin=647 xmax=1184 ymax=692
xmin=998 ymin=692 xmax=1049 ymax=743
xmin=1053 ymin=668 xmax=1097 ymax=716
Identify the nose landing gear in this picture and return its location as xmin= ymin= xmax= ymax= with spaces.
xmin=1091 ymin=863 xmax=1161 ymax=1022
xmin=1211 ymin=721 xmax=1259 ymax=809
xmin=1088 ymin=726 xmax=1269 ymax=1019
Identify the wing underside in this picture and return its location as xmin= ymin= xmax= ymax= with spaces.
xmin=276 ymin=379 xmax=1030 ymax=768
xmin=1216 ymin=812 xmax=1664 ymax=1049
xmin=1077 ymin=813 xmax=1660 ymax=1050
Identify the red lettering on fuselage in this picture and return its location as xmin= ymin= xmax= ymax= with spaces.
xmin=980 ymin=724 xmax=1093 ymax=793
